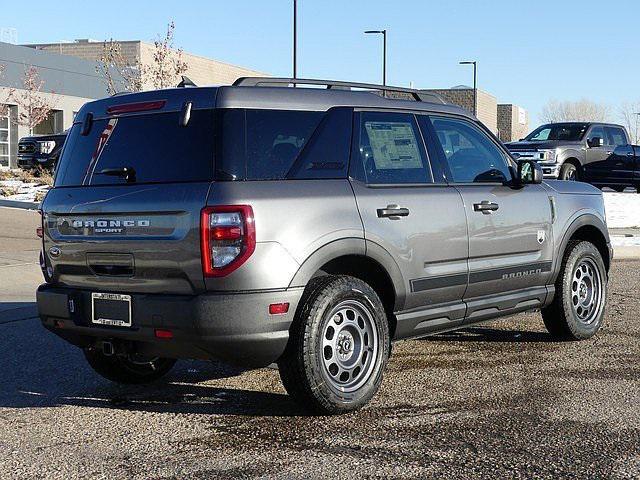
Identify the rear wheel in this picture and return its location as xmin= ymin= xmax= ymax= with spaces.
xmin=278 ymin=275 xmax=390 ymax=414
xmin=542 ymin=241 xmax=607 ymax=340
xmin=559 ymin=162 xmax=579 ymax=181
xmin=84 ymin=349 xmax=176 ymax=384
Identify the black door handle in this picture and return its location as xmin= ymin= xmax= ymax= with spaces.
xmin=377 ymin=206 xmax=410 ymax=218
xmin=473 ymin=201 xmax=499 ymax=214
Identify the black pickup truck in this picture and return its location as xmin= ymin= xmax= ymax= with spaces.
xmin=17 ymin=132 xmax=67 ymax=170
xmin=582 ymin=143 xmax=640 ymax=192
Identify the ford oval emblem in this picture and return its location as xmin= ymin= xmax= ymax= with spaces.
xmin=49 ymin=246 xmax=61 ymax=258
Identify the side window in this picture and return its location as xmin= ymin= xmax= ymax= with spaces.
xmin=605 ymin=127 xmax=627 ymax=147
xmin=429 ymin=116 xmax=512 ymax=183
xmin=286 ymin=108 xmax=352 ymax=179
xmin=354 ymin=111 xmax=432 ymax=184
xmin=587 ymin=126 xmax=605 ymax=145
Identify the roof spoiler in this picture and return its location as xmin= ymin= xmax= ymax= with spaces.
xmin=232 ymin=77 xmax=445 ymax=104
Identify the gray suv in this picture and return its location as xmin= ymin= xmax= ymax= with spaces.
xmin=37 ymin=78 xmax=612 ymax=414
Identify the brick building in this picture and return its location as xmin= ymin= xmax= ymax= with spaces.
xmin=421 ymin=86 xmax=529 ymax=142
xmin=497 ymin=103 xmax=530 ymax=142
xmin=26 ymin=39 xmax=266 ymax=89
xmin=422 ymin=86 xmax=498 ymax=133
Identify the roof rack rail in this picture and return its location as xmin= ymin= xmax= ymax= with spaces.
xmin=232 ymin=77 xmax=445 ymax=104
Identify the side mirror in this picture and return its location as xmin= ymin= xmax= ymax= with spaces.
xmin=511 ymin=152 xmax=522 ymax=160
xmin=517 ymin=160 xmax=543 ymax=185
xmin=588 ymin=137 xmax=604 ymax=148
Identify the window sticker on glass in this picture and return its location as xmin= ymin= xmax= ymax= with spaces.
xmin=364 ymin=121 xmax=422 ymax=170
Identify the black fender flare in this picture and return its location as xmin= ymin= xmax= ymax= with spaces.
xmin=552 ymin=213 xmax=611 ymax=282
xmin=288 ymin=237 xmax=406 ymax=311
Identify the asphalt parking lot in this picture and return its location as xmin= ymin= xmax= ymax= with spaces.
xmin=1 ymin=207 xmax=639 ymax=479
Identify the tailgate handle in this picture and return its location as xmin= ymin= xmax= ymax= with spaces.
xmin=90 ymin=264 xmax=134 ymax=276
xmin=87 ymin=253 xmax=134 ymax=277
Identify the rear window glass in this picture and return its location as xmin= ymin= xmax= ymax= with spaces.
xmin=55 ymin=110 xmax=215 ymax=187
xmin=215 ymin=109 xmax=324 ymax=181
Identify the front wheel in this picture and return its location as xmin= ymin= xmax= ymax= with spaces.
xmin=542 ymin=241 xmax=607 ymax=340
xmin=278 ymin=275 xmax=390 ymax=414
xmin=84 ymin=349 xmax=176 ymax=384
xmin=559 ymin=162 xmax=579 ymax=181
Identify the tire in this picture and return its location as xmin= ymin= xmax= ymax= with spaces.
xmin=542 ymin=241 xmax=607 ymax=340
xmin=559 ymin=162 xmax=579 ymax=181
xmin=278 ymin=275 xmax=390 ymax=414
xmin=84 ymin=349 xmax=176 ymax=384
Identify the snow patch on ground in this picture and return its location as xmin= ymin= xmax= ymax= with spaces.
xmin=0 ymin=179 xmax=50 ymax=202
xmin=611 ymin=235 xmax=640 ymax=247
xmin=603 ymin=192 xmax=640 ymax=229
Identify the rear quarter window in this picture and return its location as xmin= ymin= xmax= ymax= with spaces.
xmin=55 ymin=109 xmax=215 ymax=187
xmin=215 ymin=109 xmax=330 ymax=181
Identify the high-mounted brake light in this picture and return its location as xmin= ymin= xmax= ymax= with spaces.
xmin=106 ymin=100 xmax=166 ymax=115
xmin=200 ymin=205 xmax=256 ymax=277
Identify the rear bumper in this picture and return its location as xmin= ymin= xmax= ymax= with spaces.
xmin=37 ymin=284 xmax=304 ymax=368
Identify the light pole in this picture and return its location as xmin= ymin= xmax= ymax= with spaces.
xmin=459 ymin=60 xmax=477 ymax=116
xmin=293 ymin=0 xmax=297 ymax=79
xmin=365 ymin=29 xmax=387 ymax=85
xmin=635 ymin=112 xmax=640 ymax=144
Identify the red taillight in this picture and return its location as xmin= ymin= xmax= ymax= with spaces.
xmin=200 ymin=205 xmax=256 ymax=277
xmin=36 ymin=227 xmax=43 ymax=238
xmin=154 ymin=329 xmax=174 ymax=339
xmin=106 ymin=100 xmax=166 ymax=115
xmin=269 ymin=303 xmax=290 ymax=315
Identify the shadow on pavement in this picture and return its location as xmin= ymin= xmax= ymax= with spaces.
xmin=0 ymin=301 xmax=38 ymax=324
xmin=428 ymin=326 xmax=554 ymax=343
xmin=0 ymin=313 xmax=303 ymax=417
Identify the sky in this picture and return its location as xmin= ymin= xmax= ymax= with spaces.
xmin=1 ymin=0 xmax=638 ymax=127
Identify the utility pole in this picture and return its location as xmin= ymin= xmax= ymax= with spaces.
xmin=459 ymin=60 xmax=477 ymax=116
xmin=635 ymin=112 xmax=640 ymax=144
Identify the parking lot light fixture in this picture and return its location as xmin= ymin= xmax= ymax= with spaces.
xmin=365 ymin=29 xmax=387 ymax=86
xmin=459 ymin=60 xmax=477 ymax=116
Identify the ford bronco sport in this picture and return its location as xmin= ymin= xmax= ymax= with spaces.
xmin=37 ymin=78 xmax=612 ymax=414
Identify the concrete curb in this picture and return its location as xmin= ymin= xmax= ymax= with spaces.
xmin=0 ymin=199 xmax=40 ymax=210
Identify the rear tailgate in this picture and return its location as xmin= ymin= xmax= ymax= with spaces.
xmin=41 ymin=89 xmax=217 ymax=295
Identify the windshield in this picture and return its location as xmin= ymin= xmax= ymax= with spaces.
xmin=524 ymin=123 xmax=588 ymax=142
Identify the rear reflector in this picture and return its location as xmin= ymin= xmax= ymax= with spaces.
xmin=269 ymin=303 xmax=290 ymax=315
xmin=154 ymin=329 xmax=174 ymax=339
xmin=107 ymin=100 xmax=166 ymax=115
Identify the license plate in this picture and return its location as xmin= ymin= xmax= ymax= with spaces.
xmin=91 ymin=293 xmax=132 ymax=327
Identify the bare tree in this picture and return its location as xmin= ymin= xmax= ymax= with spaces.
xmin=540 ymin=99 xmax=611 ymax=124
xmin=0 ymin=64 xmax=8 ymax=118
xmin=618 ymin=101 xmax=640 ymax=144
xmin=8 ymin=66 xmax=57 ymax=134
xmin=143 ymin=21 xmax=188 ymax=90
xmin=95 ymin=39 xmax=142 ymax=94
xmin=95 ymin=21 xmax=188 ymax=94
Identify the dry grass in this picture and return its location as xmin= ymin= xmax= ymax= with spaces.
xmin=34 ymin=190 xmax=48 ymax=203
xmin=0 ymin=186 xmax=19 ymax=197
xmin=0 ymin=167 xmax=54 ymax=186
xmin=0 ymin=170 xmax=15 ymax=181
